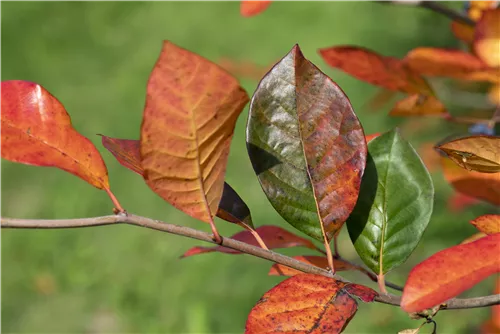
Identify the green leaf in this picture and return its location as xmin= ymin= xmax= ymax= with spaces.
xmin=347 ymin=129 xmax=434 ymax=274
xmin=246 ymin=44 xmax=367 ymax=242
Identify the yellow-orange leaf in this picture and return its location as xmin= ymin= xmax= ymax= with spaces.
xmin=268 ymin=256 xmax=357 ymax=277
xmin=404 ymin=48 xmax=499 ymax=83
xmin=437 ymin=135 xmax=500 ymax=173
xmin=474 ymin=8 xmax=500 ymax=67
xmin=1 ymin=80 xmax=109 ymax=189
xmin=460 ymin=232 xmax=487 ymax=244
xmin=470 ymin=214 xmax=500 ymax=234
xmin=441 ymin=157 xmax=500 ymax=206
xmin=389 ymin=94 xmax=447 ymax=116
xmin=140 ymin=41 xmax=249 ymax=224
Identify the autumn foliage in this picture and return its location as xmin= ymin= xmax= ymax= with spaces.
xmin=2 ymin=2 xmax=500 ymax=333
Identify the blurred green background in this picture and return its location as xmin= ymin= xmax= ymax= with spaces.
xmin=2 ymin=2 xmax=497 ymax=333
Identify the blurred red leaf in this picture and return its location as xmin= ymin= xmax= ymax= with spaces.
xmin=101 ymin=136 xmax=143 ymax=175
xmin=245 ymin=274 xmax=377 ymax=334
xmin=240 ymin=1 xmax=271 ymax=17
xmin=401 ymin=233 xmax=500 ymax=312
xmin=269 ymin=256 xmax=357 ymax=277
xmin=470 ymin=214 xmax=500 ymax=234
xmin=448 ymin=192 xmax=480 ymax=212
xmin=474 ymin=8 xmax=500 ymax=67
xmin=365 ymin=133 xmax=381 ymax=143
xmin=404 ymin=48 xmax=499 ymax=83
xmin=318 ymin=46 xmax=432 ymax=94
xmin=181 ymin=226 xmax=317 ymax=257
xmin=441 ymin=156 xmax=500 ymax=206
xmin=1 ymin=80 xmax=110 ymax=190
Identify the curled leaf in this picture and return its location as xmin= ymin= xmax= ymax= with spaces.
xmin=247 ymin=44 xmax=367 ymax=242
xmin=245 ymin=274 xmax=377 ymax=334
xmin=140 ymin=41 xmax=249 ymax=225
xmin=1 ymin=80 xmax=109 ymax=190
xmin=470 ymin=214 xmax=500 ymax=234
xmin=101 ymin=135 xmax=142 ymax=175
xmin=437 ymin=135 xmax=500 ymax=173
xmin=180 ymin=225 xmax=317 ymax=257
xmin=401 ymin=233 xmax=500 ymax=312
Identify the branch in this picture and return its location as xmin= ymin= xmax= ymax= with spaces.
xmin=2 ymin=214 xmax=499 ymax=310
xmin=381 ymin=1 xmax=475 ymax=27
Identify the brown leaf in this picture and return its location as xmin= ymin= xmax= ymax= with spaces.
xmin=245 ymin=274 xmax=377 ymax=333
xmin=268 ymin=256 xmax=356 ymax=277
xmin=437 ymin=135 xmax=500 ymax=173
xmin=441 ymin=156 xmax=500 ymax=205
xmin=390 ymin=94 xmax=447 ymax=116
xmin=1 ymin=80 xmax=109 ymax=190
xmin=181 ymin=225 xmax=317 ymax=257
xmin=140 ymin=41 xmax=249 ymax=225
xmin=474 ymin=8 xmax=500 ymax=67
xmin=101 ymin=135 xmax=143 ymax=175
xmin=470 ymin=214 xmax=500 ymax=234
xmin=401 ymin=233 xmax=500 ymax=312
xmin=318 ymin=46 xmax=432 ymax=94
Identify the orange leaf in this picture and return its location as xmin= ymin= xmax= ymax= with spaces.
xmin=140 ymin=41 xmax=249 ymax=225
xmin=318 ymin=46 xmax=432 ymax=94
xmin=240 ymin=1 xmax=271 ymax=17
xmin=389 ymin=94 xmax=447 ymax=116
xmin=404 ymin=48 xmax=499 ymax=83
xmin=268 ymin=255 xmax=359 ymax=277
xmin=365 ymin=133 xmax=381 ymax=143
xmin=245 ymin=274 xmax=377 ymax=334
xmin=474 ymin=8 xmax=500 ymax=67
xmin=470 ymin=214 xmax=500 ymax=234
xmin=489 ymin=83 xmax=500 ymax=105
xmin=401 ymin=233 xmax=500 ymax=312
xmin=437 ymin=135 xmax=500 ymax=173
xmin=451 ymin=21 xmax=475 ymax=44
xmin=101 ymin=135 xmax=143 ymax=175
xmin=181 ymin=225 xmax=317 ymax=257
xmin=1 ymin=80 xmax=109 ymax=190
xmin=441 ymin=156 xmax=500 ymax=205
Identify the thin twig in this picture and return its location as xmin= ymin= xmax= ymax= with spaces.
xmin=2 ymin=214 xmax=499 ymax=310
xmin=381 ymin=1 xmax=475 ymax=27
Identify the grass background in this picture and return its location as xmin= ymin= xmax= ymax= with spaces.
xmin=1 ymin=2 xmax=497 ymax=333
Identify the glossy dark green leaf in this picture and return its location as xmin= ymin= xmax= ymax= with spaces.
xmin=246 ymin=44 xmax=367 ymax=242
xmin=347 ymin=129 xmax=434 ymax=274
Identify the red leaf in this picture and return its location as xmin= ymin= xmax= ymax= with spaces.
xmin=100 ymin=135 xmax=143 ymax=175
xmin=365 ymin=133 xmax=381 ymax=143
xmin=268 ymin=256 xmax=355 ymax=276
xmin=401 ymin=233 xmax=500 ymax=312
xmin=448 ymin=192 xmax=480 ymax=212
xmin=318 ymin=46 xmax=432 ymax=94
xmin=240 ymin=1 xmax=271 ymax=17
xmin=470 ymin=214 xmax=500 ymax=235
xmin=1 ymin=80 xmax=109 ymax=190
xmin=245 ymin=274 xmax=376 ymax=334
xmin=181 ymin=226 xmax=317 ymax=257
